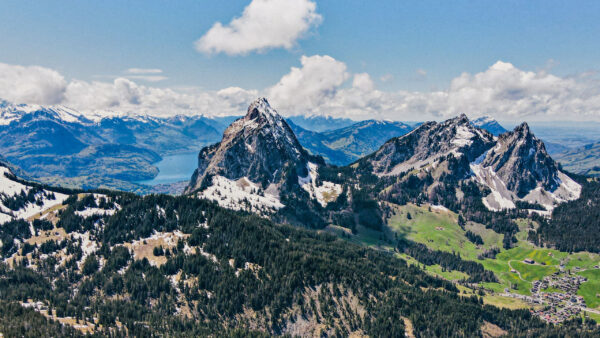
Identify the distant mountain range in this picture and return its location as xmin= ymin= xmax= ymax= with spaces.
xmin=555 ymin=142 xmax=600 ymax=177
xmin=1 ymin=98 xmax=599 ymax=336
xmin=0 ymin=100 xmax=226 ymax=192
xmin=1 ymin=98 xmax=598 ymax=195
xmin=286 ymin=115 xmax=356 ymax=132
xmin=471 ymin=116 xmax=508 ymax=136
xmin=288 ymin=119 xmax=413 ymax=165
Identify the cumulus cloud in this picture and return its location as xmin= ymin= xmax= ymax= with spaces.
xmin=0 ymin=62 xmax=67 ymax=104
xmin=1 ymin=58 xmax=600 ymax=122
xmin=268 ymin=58 xmax=600 ymax=121
xmin=195 ymin=0 xmax=322 ymax=55
xmin=268 ymin=55 xmax=348 ymax=113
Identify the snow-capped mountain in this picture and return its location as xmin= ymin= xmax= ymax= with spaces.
xmin=359 ymin=115 xmax=580 ymax=212
xmin=0 ymin=99 xmax=90 ymax=125
xmin=186 ymin=98 xmax=344 ymax=218
xmin=360 ymin=114 xmax=495 ymax=177
xmin=0 ymin=99 xmax=225 ymax=191
xmin=471 ymin=122 xmax=581 ymax=211
xmin=470 ymin=115 xmax=508 ymax=136
xmin=187 ymin=98 xmax=310 ymax=192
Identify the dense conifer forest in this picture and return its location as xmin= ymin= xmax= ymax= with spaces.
xmin=3 ymin=188 xmax=597 ymax=336
xmin=530 ymin=177 xmax=600 ymax=252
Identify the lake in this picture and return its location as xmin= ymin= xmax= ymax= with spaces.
xmin=137 ymin=151 xmax=198 ymax=186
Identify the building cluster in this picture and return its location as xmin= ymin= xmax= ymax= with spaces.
xmin=529 ymin=272 xmax=588 ymax=323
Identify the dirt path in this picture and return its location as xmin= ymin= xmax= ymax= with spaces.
xmin=508 ymin=260 xmax=528 ymax=282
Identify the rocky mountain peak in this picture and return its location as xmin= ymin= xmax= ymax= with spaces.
xmin=246 ymin=97 xmax=275 ymax=119
xmin=471 ymin=122 xmax=581 ymax=210
xmin=361 ymin=115 xmax=495 ymax=177
xmin=513 ymin=121 xmax=531 ymax=136
xmin=186 ymin=98 xmax=309 ymax=195
xmin=454 ymin=113 xmax=470 ymax=124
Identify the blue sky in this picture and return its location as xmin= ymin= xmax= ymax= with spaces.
xmin=1 ymin=0 xmax=600 ymax=121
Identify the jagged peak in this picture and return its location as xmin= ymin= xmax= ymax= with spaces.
xmin=443 ymin=113 xmax=470 ymax=126
xmin=513 ymin=122 xmax=531 ymax=135
xmin=246 ymin=97 xmax=278 ymax=120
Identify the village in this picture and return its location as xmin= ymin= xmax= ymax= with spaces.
xmin=501 ymin=258 xmax=598 ymax=324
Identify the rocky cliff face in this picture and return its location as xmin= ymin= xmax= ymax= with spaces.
xmin=187 ymin=98 xmax=309 ymax=193
xmin=471 ymin=123 xmax=581 ymax=211
xmin=481 ymin=123 xmax=559 ymax=197
xmin=360 ymin=115 xmax=581 ymax=212
xmin=361 ymin=114 xmax=495 ymax=178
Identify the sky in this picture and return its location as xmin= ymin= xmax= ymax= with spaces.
xmin=1 ymin=0 xmax=600 ymax=122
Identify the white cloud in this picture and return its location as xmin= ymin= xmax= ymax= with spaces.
xmin=195 ymin=0 xmax=321 ymax=55
xmin=1 ymin=58 xmax=600 ymax=122
xmin=125 ymin=75 xmax=168 ymax=82
xmin=268 ymin=58 xmax=600 ymax=122
xmin=268 ymin=55 xmax=348 ymax=113
xmin=0 ymin=62 xmax=67 ymax=104
xmin=126 ymin=68 xmax=163 ymax=74
xmin=379 ymin=73 xmax=394 ymax=82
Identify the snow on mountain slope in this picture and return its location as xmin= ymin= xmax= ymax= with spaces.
xmin=469 ymin=123 xmax=581 ymax=212
xmin=0 ymin=100 xmax=88 ymax=125
xmin=0 ymin=166 xmax=68 ymax=224
xmin=198 ymin=175 xmax=284 ymax=215
xmin=471 ymin=116 xmax=508 ymax=136
xmin=298 ymin=162 xmax=342 ymax=207
xmin=363 ymin=114 xmax=495 ymax=177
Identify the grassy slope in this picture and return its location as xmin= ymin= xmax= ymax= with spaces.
xmin=385 ymin=203 xmax=600 ymax=308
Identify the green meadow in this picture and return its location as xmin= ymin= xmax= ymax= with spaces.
xmin=385 ymin=203 xmax=600 ymax=307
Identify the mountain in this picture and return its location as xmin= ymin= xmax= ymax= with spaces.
xmin=187 ymin=98 xmax=310 ymax=192
xmin=187 ymin=98 xmax=346 ymax=222
xmin=554 ymin=141 xmax=600 ymax=177
xmin=470 ymin=116 xmax=508 ymax=136
xmin=0 ymin=99 xmax=225 ymax=192
xmin=188 ymin=103 xmax=581 ymax=229
xmin=287 ymin=122 xmax=354 ymax=165
xmin=289 ymin=119 xmax=413 ymax=165
xmin=361 ymin=114 xmax=495 ymax=177
xmin=358 ymin=114 xmax=581 ymax=212
xmin=286 ymin=114 xmax=355 ymax=132
xmin=1 ymin=105 xmax=599 ymax=336
xmin=472 ymin=122 xmax=581 ymax=211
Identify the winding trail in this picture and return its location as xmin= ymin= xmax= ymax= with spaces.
xmin=508 ymin=260 xmax=528 ymax=282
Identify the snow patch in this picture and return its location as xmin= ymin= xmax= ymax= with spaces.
xmin=198 ymin=175 xmax=284 ymax=215
xmin=451 ymin=126 xmax=475 ymax=147
xmin=298 ymin=162 xmax=343 ymax=207
xmin=0 ymin=167 xmax=68 ymax=223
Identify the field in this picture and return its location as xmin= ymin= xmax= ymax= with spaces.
xmin=578 ymin=269 xmax=600 ymax=309
xmin=385 ymin=203 xmax=600 ymax=307
xmin=327 ymin=202 xmax=600 ymax=312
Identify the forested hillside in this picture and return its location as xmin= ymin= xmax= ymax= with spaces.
xmin=3 ymin=185 xmax=592 ymax=336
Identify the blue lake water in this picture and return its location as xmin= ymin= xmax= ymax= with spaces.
xmin=137 ymin=152 xmax=198 ymax=186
